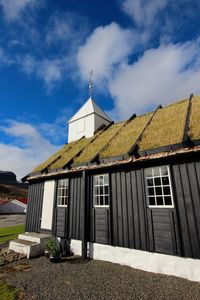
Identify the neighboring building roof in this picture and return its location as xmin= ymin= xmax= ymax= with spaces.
xmin=68 ymin=97 xmax=112 ymax=123
xmin=25 ymin=95 xmax=200 ymax=181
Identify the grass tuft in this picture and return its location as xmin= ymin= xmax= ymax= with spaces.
xmin=189 ymin=95 xmax=200 ymax=140
xmin=138 ymin=99 xmax=189 ymax=151
xmin=50 ymin=137 xmax=93 ymax=169
xmin=0 ymin=224 xmax=25 ymax=244
xmin=74 ymin=122 xmax=126 ymax=164
xmin=0 ymin=282 xmax=19 ymax=300
xmin=100 ymin=113 xmax=153 ymax=158
xmin=33 ymin=143 xmax=75 ymax=173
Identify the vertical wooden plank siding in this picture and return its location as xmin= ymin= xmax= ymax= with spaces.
xmin=25 ymin=183 xmax=44 ymax=232
xmin=68 ymin=176 xmax=82 ymax=240
xmin=131 ymin=170 xmax=140 ymax=249
xmin=110 ymin=173 xmax=118 ymax=245
xmin=136 ymin=170 xmax=148 ymax=250
xmin=110 ymin=169 xmax=148 ymax=251
xmin=172 ymin=162 xmax=200 ymax=258
xmin=125 ymin=172 xmax=134 ymax=248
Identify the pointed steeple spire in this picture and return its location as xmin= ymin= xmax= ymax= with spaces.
xmin=88 ymin=70 xmax=93 ymax=99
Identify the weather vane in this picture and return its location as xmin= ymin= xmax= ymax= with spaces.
xmin=88 ymin=70 xmax=93 ymax=98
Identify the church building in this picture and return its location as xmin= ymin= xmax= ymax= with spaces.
xmin=17 ymin=92 xmax=200 ymax=281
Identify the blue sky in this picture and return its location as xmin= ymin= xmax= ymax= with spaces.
xmin=0 ymin=0 xmax=200 ymax=179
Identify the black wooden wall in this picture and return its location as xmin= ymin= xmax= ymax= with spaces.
xmin=172 ymin=161 xmax=200 ymax=259
xmin=25 ymin=158 xmax=200 ymax=260
xmin=110 ymin=170 xmax=148 ymax=250
xmin=25 ymin=182 xmax=44 ymax=232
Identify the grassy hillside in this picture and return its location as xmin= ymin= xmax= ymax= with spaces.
xmin=0 ymin=183 xmax=28 ymax=200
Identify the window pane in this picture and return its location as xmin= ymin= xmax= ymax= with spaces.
xmin=100 ymin=186 xmax=104 ymax=195
xmin=154 ymin=177 xmax=161 ymax=185
xmin=149 ymin=197 xmax=155 ymax=206
xmin=163 ymin=186 xmax=171 ymax=195
xmin=146 ymin=168 xmax=153 ymax=177
xmin=148 ymin=187 xmax=154 ymax=196
xmin=147 ymin=178 xmax=154 ymax=186
xmin=157 ymin=197 xmax=163 ymax=205
xmin=164 ymin=196 xmax=172 ymax=206
xmin=162 ymin=176 xmax=169 ymax=185
xmin=155 ymin=187 xmax=162 ymax=195
xmin=105 ymin=196 xmax=109 ymax=206
xmin=105 ymin=185 xmax=109 ymax=195
xmin=104 ymin=175 xmax=109 ymax=185
xmin=153 ymin=168 xmax=160 ymax=177
xmin=99 ymin=176 xmax=104 ymax=185
xmin=100 ymin=196 xmax=104 ymax=206
xmin=161 ymin=166 xmax=168 ymax=176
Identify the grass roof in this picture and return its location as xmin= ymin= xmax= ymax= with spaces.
xmin=189 ymin=96 xmax=200 ymax=141
xmin=49 ymin=137 xmax=93 ymax=169
xmin=138 ymin=99 xmax=189 ymax=151
xmin=31 ymin=95 xmax=200 ymax=175
xmin=99 ymin=112 xmax=153 ymax=158
xmin=73 ymin=122 xmax=126 ymax=164
xmin=33 ymin=142 xmax=75 ymax=173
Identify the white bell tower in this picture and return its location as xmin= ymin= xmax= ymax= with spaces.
xmin=68 ymin=71 xmax=112 ymax=143
xmin=68 ymin=97 xmax=112 ymax=143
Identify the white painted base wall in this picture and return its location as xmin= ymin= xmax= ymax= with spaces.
xmin=70 ymin=240 xmax=200 ymax=282
xmin=71 ymin=239 xmax=82 ymax=256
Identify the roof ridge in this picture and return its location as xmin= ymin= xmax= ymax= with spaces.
xmin=128 ymin=105 xmax=162 ymax=156
xmin=182 ymin=94 xmax=193 ymax=145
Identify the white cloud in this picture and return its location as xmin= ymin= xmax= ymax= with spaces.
xmin=37 ymin=59 xmax=63 ymax=89
xmin=122 ymin=0 xmax=168 ymax=27
xmin=108 ymin=39 xmax=200 ymax=119
xmin=45 ymin=12 xmax=88 ymax=47
xmin=77 ymin=22 xmax=135 ymax=83
xmin=20 ymin=56 xmax=65 ymax=90
xmin=0 ymin=121 xmax=60 ymax=180
xmin=0 ymin=0 xmax=36 ymax=21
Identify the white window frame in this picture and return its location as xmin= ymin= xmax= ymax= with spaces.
xmin=145 ymin=165 xmax=174 ymax=208
xmin=93 ymin=174 xmax=109 ymax=207
xmin=57 ymin=179 xmax=69 ymax=207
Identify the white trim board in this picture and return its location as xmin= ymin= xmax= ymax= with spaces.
xmin=69 ymin=240 xmax=200 ymax=282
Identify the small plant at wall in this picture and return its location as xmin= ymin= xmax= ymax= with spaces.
xmin=45 ymin=238 xmax=61 ymax=262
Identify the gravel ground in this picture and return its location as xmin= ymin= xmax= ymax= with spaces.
xmin=1 ymin=256 xmax=200 ymax=300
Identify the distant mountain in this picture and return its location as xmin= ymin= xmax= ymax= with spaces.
xmin=0 ymin=171 xmax=28 ymax=201
xmin=0 ymin=170 xmax=17 ymax=183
